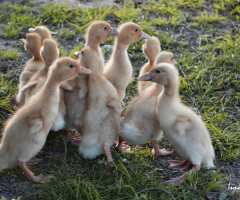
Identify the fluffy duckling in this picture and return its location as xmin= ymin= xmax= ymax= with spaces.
xmin=85 ymin=20 xmax=117 ymax=73
xmin=118 ymin=51 xmax=177 ymax=155
xmin=155 ymin=51 xmax=178 ymax=65
xmin=22 ymin=39 xmax=67 ymax=132
xmin=139 ymin=51 xmax=177 ymax=94
xmin=29 ymin=25 xmax=51 ymax=41
xmin=138 ymin=36 xmax=161 ymax=94
xmin=11 ymin=33 xmax=44 ymax=107
xmin=59 ymin=21 xmax=117 ymax=143
xmin=103 ymin=22 xmax=151 ymax=101
xmin=78 ymin=46 xmax=122 ymax=169
xmin=0 ymin=57 xmax=91 ymax=183
xmin=23 ymin=38 xmax=59 ymax=102
xmin=138 ymin=63 xmax=215 ymax=184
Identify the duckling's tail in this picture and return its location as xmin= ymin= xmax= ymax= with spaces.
xmin=202 ymin=146 xmax=215 ymax=169
xmin=78 ymin=135 xmax=103 ymax=159
xmin=0 ymin=145 xmax=8 ymax=171
xmin=120 ymin=123 xmax=142 ymax=145
xmin=0 ymin=144 xmax=16 ymax=171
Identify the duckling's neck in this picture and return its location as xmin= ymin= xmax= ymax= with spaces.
xmin=149 ymin=58 xmax=156 ymax=66
xmin=112 ymin=40 xmax=128 ymax=59
xmin=33 ymin=50 xmax=42 ymax=61
xmin=162 ymin=82 xmax=179 ymax=99
xmin=41 ymin=72 xmax=60 ymax=96
xmin=86 ymin=39 xmax=99 ymax=51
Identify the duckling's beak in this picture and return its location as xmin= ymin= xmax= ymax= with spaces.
xmin=141 ymin=32 xmax=151 ymax=40
xmin=74 ymin=51 xmax=80 ymax=58
xmin=29 ymin=28 xmax=35 ymax=33
xmin=111 ymin=27 xmax=118 ymax=36
xmin=78 ymin=66 xmax=92 ymax=75
xmin=137 ymin=72 xmax=152 ymax=81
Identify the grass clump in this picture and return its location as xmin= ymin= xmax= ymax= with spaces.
xmin=68 ymin=6 xmax=112 ymax=34
xmin=1 ymin=4 xmax=41 ymax=38
xmin=0 ymin=49 xmax=18 ymax=60
xmin=192 ymin=10 xmax=227 ymax=27
xmin=113 ymin=0 xmax=142 ymax=23
xmin=40 ymin=3 xmax=73 ymax=25
xmin=58 ymin=28 xmax=76 ymax=40
xmin=0 ymin=75 xmax=18 ymax=129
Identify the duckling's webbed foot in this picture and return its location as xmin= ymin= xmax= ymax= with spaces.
xmin=103 ymin=144 xmax=115 ymax=170
xmin=18 ymin=160 xmax=51 ymax=183
xmin=151 ymin=140 xmax=173 ymax=156
xmin=168 ymin=160 xmax=190 ymax=170
xmin=26 ymin=157 xmax=42 ymax=166
xmin=115 ymin=136 xmax=131 ymax=153
xmin=62 ymin=129 xmax=81 ymax=146
xmin=105 ymin=162 xmax=115 ymax=171
xmin=166 ymin=171 xmax=189 ymax=184
xmin=166 ymin=164 xmax=201 ymax=184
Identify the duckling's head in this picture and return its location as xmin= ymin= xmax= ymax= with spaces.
xmin=29 ymin=26 xmax=51 ymax=42
xmin=117 ymin=22 xmax=151 ymax=45
xmin=50 ymin=57 xmax=92 ymax=82
xmin=156 ymin=51 xmax=177 ymax=65
xmin=40 ymin=39 xmax=59 ymax=68
xmin=77 ymin=46 xmax=99 ymax=73
xmin=142 ymin=36 xmax=161 ymax=62
xmin=137 ymin=63 xmax=179 ymax=87
xmin=85 ymin=21 xmax=117 ymax=47
xmin=24 ymin=33 xmax=42 ymax=56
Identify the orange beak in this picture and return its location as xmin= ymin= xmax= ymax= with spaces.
xmin=77 ymin=66 xmax=92 ymax=75
xmin=137 ymin=72 xmax=152 ymax=81
xmin=141 ymin=32 xmax=151 ymax=40
xmin=74 ymin=51 xmax=80 ymax=58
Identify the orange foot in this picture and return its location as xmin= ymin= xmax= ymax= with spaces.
xmin=18 ymin=160 xmax=52 ymax=183
xmin=105 ymin=162 xmax=115 ymax=171
xmin=151 ymin=140 xmax=173 ymax=156
xmin=166 ymin=171 xmax=189 ymax=184
xmin=62 ymin=129 xmax=81 ymax=146
xmin=168 ymin=160 xmax=190 ymax=170
xmin=152 ymin=148 xmax=173 ymax=156
xmin=115 ymin=136 xmax=131 ymax=153
xmin=30 ymin=174 xmax=52 ymax=183
xmin=166 ymin=164 xmax=201 ymax=185
xmin=26 ymin=157 xmax=42 ymax=166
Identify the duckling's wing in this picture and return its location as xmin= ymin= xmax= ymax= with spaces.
xmin=106 ymin=97 xmax=122 ymax=114
xmin=60 ymin=81 xmax=74 ymax=91
xmin=172 ymin=116 xmax=191 ymax=136
xmin=21 ymin=81 xmax=38 ymax=92
xmin=27 ymin=117 xmax=43 ymax=134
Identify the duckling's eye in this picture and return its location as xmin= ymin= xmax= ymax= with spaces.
xmin=81 ymin=51 xmax=84 ymax=55
xmin=156 ymin=69 xmax=161 ymax=73
xmin=171 ymin=57 xmax=174 ymax=60
xmin=134 ymin=28 xmax=139 ymax=32
xmin=69 ymin=64 xmax=74 ymax=68
xmin=103 ymin=26 xmax=108 ymax=30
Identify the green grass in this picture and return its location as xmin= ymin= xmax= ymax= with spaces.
xmin=0 ymin=0 xmax=239 ymax=199
xmin=0 ymin=49 xmax=19 ymax=60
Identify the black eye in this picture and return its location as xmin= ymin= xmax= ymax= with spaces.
xmin=156 ymin=69 xmax=161 ymax=73
xmin=134 ymin=28 xmax=139 ymax=32
xmin=69 ymin=64 xmax=74 ymax=68
xmin=81 ymin=51 xmax=84 ymax=55
xmin=103 ymin=26 xmax=108 ymax=30
xmin=171 ymin=57 xmax=174 ymax=60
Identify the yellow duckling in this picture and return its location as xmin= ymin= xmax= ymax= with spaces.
xmin=138 ymin=63 xmax=215 ymax=184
